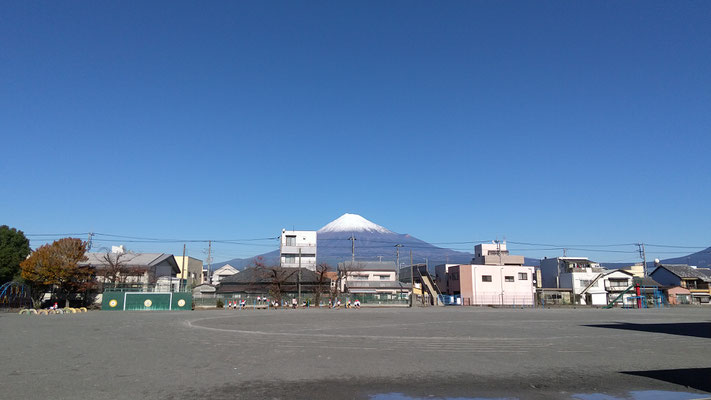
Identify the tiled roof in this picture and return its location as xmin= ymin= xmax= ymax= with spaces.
xmin=656 ymin=264 xmax=711 ymax=282
xmin=219 ymin=267 xmax=322 ymax=284
xmin=337 ymin=261 xmax=398 ymax=271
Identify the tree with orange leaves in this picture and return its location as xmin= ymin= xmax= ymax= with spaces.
xmin=20 ymin=238 xmax=93 ymax=308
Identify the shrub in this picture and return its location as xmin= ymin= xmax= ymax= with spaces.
xmin=216 ymin=299 xmax=224 ymax=309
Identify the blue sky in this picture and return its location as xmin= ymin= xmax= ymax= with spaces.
xmin=1 ymin=1 xmax=709 ymax=264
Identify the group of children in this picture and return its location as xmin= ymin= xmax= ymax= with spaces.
xmin=327 ymin=298 xmax=361 ymax=309
xmin=225 ymin=297 xmax=362 ymax=310
xmin=226 ymin=299 xmax=247 ymax=309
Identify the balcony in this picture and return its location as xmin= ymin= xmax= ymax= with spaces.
xmin=605 ymin=284 xmax=631 ymax=292
xmin=281 ymin=244 xmax=316 ymax=255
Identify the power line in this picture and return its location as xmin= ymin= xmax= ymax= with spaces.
xmin=508 ymin=241 xmax=637 ymax=248
xmin=644 ymin=243 xmax=710 ymax=249
xmin=25 ymin=232 xmax=89 ymax=237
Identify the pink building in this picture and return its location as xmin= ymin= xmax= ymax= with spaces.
xmin=447 ymin=264 xmax=536 ymax=306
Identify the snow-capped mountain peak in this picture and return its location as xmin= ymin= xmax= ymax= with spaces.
xmin=318 ymin=213 xmax=393 ymax=234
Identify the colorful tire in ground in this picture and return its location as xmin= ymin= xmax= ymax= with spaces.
xmin=38 ymin=310 xmax=48 ymax=315
xmin=79 ymin=307 xmax=87 ymax=312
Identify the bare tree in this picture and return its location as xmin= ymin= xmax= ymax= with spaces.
xmin=251 ymin=257 xmax=297 ymax=304
xmin=335 ymin=261 xmax=365 ymax=300
xmin=258 ymin=267 xmax=297 ymax=304
xmin=313 ymin=262 xmax=333 ymax=307
xmin=95 ymin=252 xmax=143 ymax=289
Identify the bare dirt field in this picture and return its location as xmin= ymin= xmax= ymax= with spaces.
xmin=2 ymin=306 xmax=710 ymax=399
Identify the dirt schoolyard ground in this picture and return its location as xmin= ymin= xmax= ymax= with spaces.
xmin=2 ymin=307 xmax=710 ymax=399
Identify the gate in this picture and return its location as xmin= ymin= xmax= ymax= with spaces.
xmin=125 ymin=293 xmax=171 ymax=310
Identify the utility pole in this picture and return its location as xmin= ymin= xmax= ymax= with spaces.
xmin=207 ymin=240 xmax=212 ymax=284
xmin=563 ymin=248 xmax=567 ymax=257
xmin=395 ymin=244 xmax=403 ymax=269
xmin=394 ymin=244 xmax=403 ymax=280
xmin=496 ymin=239 xmax=502 ymax=265
xmin=348 ymin=235 xmax=356 ymax=263
xmin=410 ymin=249 xmax=414 ymax=307
xmin=298 ymin=247 xmax=302 ymax=304
xmin=86 ymin=232 xmax=94 ymax=251
xmin=181 ymin=243 xmax=186 ymax=292
xmin=637 ymin=243 xmax=648 ymax=277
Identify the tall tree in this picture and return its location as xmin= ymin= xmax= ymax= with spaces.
xmin=20 ymin=238 xmax=92 ymax=307
xmin=0 ymin=225 xmax=31 ymax=284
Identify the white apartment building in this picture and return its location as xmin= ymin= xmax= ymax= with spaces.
xmin=539 ymin=257 xmax=607 ymax=305
xmin=280 ymin=230 xmax=317 ymax=271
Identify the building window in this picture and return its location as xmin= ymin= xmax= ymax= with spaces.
xmin=284 ymin=255 xmax=296 ymax=264
xmin=518 ymin=273 xmax=527 ymax=280
xmin=285 ymin=236 xmax=296 ymax=246
xmin=378 ymin=275 xmax=390 ymax=280
xmin=482 ymin=275 xmax=492 ymax=282
xmin=505 ymin=276 xmax=515 ymax=282
xmin=608 ymin=279 xmax=628 ymax=288
xmin=579 ymin=279 xmax=593 ymax=287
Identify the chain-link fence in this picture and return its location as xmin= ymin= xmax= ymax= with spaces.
xmin=194 ymin=292 xmax=410 ymax=308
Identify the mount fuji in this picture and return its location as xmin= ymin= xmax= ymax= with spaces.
xmin=210 ymin=213 xmax=476 ymax=271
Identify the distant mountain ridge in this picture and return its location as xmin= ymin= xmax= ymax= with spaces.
xmin=209 ymin=214 xmax=710 ymax=272
xmin=211 ymin=213 xmax=476 ymax=271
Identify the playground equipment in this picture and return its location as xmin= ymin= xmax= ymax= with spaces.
xmin=0 ymin=282 xmax=32 ymax=310
xmin=604 ymin=283 xmax=666 ymax=309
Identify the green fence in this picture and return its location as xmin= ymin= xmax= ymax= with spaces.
xmin=102 ymin=291 xmax=192 ymax=311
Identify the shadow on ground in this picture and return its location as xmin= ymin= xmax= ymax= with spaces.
xmin=583 ymin=322 xmax=711 ymax=339
xmin=621 ymin=368 xmax=711 ymax=393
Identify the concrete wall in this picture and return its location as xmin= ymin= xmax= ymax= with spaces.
xmin=650 ymin=267 xmax=681 ymax=286
xmin=435 ymin=264 xmax=458 ymax=294
xmin=155 ymin=260 xmax=177 ymax=278
xmin=174 ymin=256 xmax=204 ymax=285
xmin=540 ymin=258 xmax=560 ymax=288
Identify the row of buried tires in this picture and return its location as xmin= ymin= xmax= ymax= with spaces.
xmin=18 ymin=307 xmax=88 ymax=315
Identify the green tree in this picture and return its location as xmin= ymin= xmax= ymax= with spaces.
xmin=0 ymin=225 xmax=31 ymax=284
xmin=20 ymin=238 xmax=92 ymax=307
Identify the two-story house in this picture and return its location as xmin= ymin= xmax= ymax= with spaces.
xmin=650 ymin=264 xmax=711 ymax=304
xmin=599 ymin=269 xmax=635 ymax=306
xmin=446 ymin=264 xmax=536 ymax=306
xmin=338 ymin=261 xmax=408 ymax=297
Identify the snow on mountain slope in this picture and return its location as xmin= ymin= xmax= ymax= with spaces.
xmin=318 ymin=213 xmax=393 ymax=234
